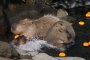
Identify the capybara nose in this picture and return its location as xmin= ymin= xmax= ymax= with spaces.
xmin=64 ymin=41 xmax=75 ymax=49
xmin=11 ymin=26 xmax=15 ymax=31
xmin=11 ymin=24 xmax=16 ymax=30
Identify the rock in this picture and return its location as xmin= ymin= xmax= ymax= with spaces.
xmin=15 ymin=48 xmax=38 ymax=59
xmin=32 ymin=53 xmax=86 ymax=60
xmin=0 ymin=40 xmax=19 ymax=58
xmin=56 ymin=57 xmax=86 ymax=60
xmin=11 ymin=45 xmax=20 ymax=58
xmin=0 ymin=41 xmax=12 ymax=57
xmin=0 ymin=57 xmax=12 ymax=60
xmin=32 ymin=53 xmax=57 ymax=60
xmin=18 ymin=59 xmax=32 ymax=60
xmin=0 ymin=17 xmax=7 ymax=35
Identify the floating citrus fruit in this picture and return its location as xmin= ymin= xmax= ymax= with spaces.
xmin=59 ymin=52 xmax=66 ymax=57
xmin=88 ymin=42 xmax=90 ymax=45
xmin=79 ymin=21 xmax=85 ymax=26
xmin=14 ymin=35 xmax=20 ymax=39
xmin=86 ymin=12 xmax=90 ymax=17
xmin=83 ymin=42 xmax=89 ymax=47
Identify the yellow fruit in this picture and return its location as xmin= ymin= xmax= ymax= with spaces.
xmin=59 ymin=52 xmax=66 ymax=57
xmin=86 ymin=12 xmax=90 ymax=17
xmin=14 ymin=35 xmax=20 ymax=39
xmin=88 ymin=42 xmax=90 ymax=45
xmin=83 ymin=42 xmax=89 ymax=47
xmin=79 ymin=21 xmax=85 ymax=26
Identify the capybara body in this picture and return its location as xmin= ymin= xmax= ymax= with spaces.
xmin=11 ymin=15 xmax=75 ymax=50
xmin=11 ymin=15 xmax=60 ymax=39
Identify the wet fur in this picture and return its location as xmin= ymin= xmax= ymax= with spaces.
xmin=11 ymin=15 xmax=75 ymax=50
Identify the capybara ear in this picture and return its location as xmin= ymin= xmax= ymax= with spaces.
xmin=57 ymin=9 xmax=68 ymax=18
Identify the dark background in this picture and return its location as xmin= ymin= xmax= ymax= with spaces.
xmin=0 ymin=0 xmax=90 ymax=60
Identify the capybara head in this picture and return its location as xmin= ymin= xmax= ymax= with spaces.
xmin=45 ymin=21 xmax=75 ymax=50
xmin=11 ymin=18 xmax=33 ymax=35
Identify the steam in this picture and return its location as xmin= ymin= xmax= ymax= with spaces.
xmin=11 ymin=38 xmax=56 ymax=56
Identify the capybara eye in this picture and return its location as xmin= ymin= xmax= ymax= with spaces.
xmin=60 ymin=23 xmax=63 ymax=26
xmin=22 ymin=23 xmax=26 ymax=25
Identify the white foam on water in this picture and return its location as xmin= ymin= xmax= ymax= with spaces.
xmin=13 ymin=38 xmax=56 ymax=56
xmin=16 ymin=38 xmax=54 ymax=52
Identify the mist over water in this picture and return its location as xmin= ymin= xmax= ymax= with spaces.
xmin=11 ymin=38 xmax=55 ymax=55
xmin=11 ymin=37 xmax=68 ymax=57
xmin=17 ymin=38 xmax=54 ymax=52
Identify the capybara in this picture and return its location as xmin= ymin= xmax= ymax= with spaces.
xmin=11 ymin=15 xmax=75 ymax=50
xmin=45 ymin=21 xmax=75 ymax=49
xmin=11 ymin=15 xmax=60 ymax=39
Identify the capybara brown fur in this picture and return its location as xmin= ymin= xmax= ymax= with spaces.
xmin=45 ymin=21 xmax=75 ymax=48
xmin=11 ymin=15 xmax=75 ymax=49
xmin=11 ymin=15 xmax=60 ymax=39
